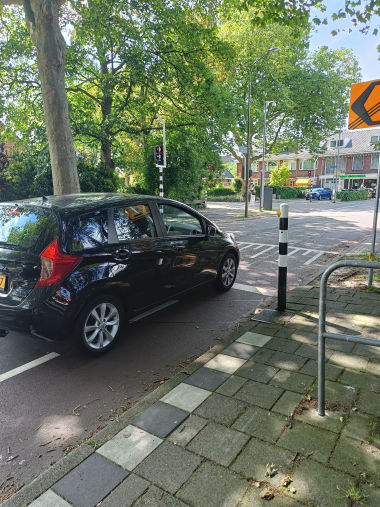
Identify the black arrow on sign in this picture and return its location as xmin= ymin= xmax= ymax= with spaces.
xmin=349 ymin=80 xmax=380 ymax=129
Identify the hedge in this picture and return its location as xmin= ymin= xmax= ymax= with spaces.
xmin=207 ymin=194 xmax=243 ymax=202
xmin=207 ymin=187 xmax=236 ymax=196
xmin=336 ymin=190 xmax=368 ymax=201
xmin=270 ymin=186 xmax=308 ymax=199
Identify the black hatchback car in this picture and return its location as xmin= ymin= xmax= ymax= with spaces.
xmin=0 ymin=193 xmax=239 ymax=354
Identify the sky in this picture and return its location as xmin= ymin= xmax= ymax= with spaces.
xmin=308 ymin=0 xmax=379 ymax=82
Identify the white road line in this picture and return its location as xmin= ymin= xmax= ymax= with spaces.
xmin=250 ymin=245 xmax=276 ymax=259
xmin=302 ymin=249 xmax=312 ymax=256
xmin=233 ymin=283 xmax=276 ymax=297
xmin=287 ymin=248 xmax=300 ymax=256
xmin=0 ymin=352 xmax=60 ymax=384
xmin=304 ymin=251 xmax=324 ymax=265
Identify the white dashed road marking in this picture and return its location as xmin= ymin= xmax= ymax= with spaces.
xmin=0 ymin=352 xmax=60 ymax=383
xmin=237 ymin=242 xmax=333 ymax=265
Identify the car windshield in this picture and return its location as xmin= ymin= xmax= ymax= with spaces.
xmin=0 ymin=205 xmax=59 ymax=252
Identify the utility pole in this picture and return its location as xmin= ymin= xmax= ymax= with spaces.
xmin=245 ymin=70 xmax=252 ymax=218
xmin=156 ymin=115 xmax=166 ymax=197
xmin=334 ymin=131 xmax=341 ymax=203
xmin=260 ymin=101 xmax=268 ymax=211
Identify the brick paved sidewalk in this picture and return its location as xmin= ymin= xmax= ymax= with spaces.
xmin=5 ymin=286 xmax=380 ymax=507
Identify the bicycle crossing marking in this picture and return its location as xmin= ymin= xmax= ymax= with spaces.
xmin=237 ymin=242 xmax=333 ymax=265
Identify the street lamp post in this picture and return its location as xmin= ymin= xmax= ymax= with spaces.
xmin=260 ymin=101 xmax=268 ymax=211
xmin=244 ymin=47 xmax=280 ymax=218
xmin=333 ymin=131 xmax=341 ymax=203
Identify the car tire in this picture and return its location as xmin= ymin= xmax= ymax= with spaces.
xmin=214 ymin=252 xmax=238 ymax=292
xmin=75 ymin=295 xmax=125 ymax=355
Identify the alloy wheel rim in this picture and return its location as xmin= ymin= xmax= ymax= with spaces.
xmin=221 ymin=257 xmax=236 ymax=287
xmin=84 ymin=302 xmax=120 ymax=350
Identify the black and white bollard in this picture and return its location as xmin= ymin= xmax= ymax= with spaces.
xmin=159 ymin=166 xmax=164 ymax=198
xmin=277 ymin=203 xmax=288 ymax=311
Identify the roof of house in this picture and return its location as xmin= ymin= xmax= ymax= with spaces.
xmin=221 ymin=169 xmax=234 ymax=179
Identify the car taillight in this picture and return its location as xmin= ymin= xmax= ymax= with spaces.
xmin=36 ymin=238 xmax=82 ymax=287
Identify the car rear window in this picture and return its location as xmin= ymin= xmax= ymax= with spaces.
xmin=65 ymin=211 xmax=108 ymax=253
xmin=0 ymin=205 xmax=59 ymax=253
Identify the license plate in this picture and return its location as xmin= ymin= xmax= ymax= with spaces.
xmin=0 ymin=275 xmax=7 ymax=290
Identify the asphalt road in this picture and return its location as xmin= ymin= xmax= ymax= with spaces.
xmin=0 ymin=198 xmax=376 ymax=499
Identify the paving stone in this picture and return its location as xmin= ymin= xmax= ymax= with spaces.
xmin=134 ymin=441 xmax=201 ymax=494
xmin=184 ymin=367 xmax=230 ymax=391
xmin=160 ymin=383 xmax=211 ymax=412
xmin=234 ymin=380 xmax=283 ymax=409
xmin=277 ymin=421 xmax=337 ymax=464
xmin=295 ymin=343 xmax=333 ymax=361
xmin=329 ymin=351 xmax=368 ymax=371
xmin=177 ymin=461 xmax=249 ymax=507
xmin=100 ymin=474 xmax=150 ymax=507
xmin=236 ymin=331 xmax=272 ymax=347
xmin=342 ymin=412 xmax=380 ymax=446
xmin=289 ymin=459 xmax=352 ymax=506
xmin=264 ymin=351 xmax=307 ymax=371
xmin=29 ymin=490 xmax=71 ymax=507
xmin=232 ymin=405 xmax=287 ymax=442
xmin=216 ymin=374 xmax=248 ymax=396
xmin=360 ymin=484 xmax=380 ymax=506
xmin=131 ymin=401 xmax=189 ymax=438
xmin=222 ymin=341 xmax=259 ymax=359
xmin=301 ymin=359 xmax=343 ymax=381
xmin=97 ymin=425 xmax=162 ymax=471
xmin=247 ymin=347 xmax=274 ymax=364
xmin=312 ymin=380 xmax=357 ymax=412
xmin=295 ymin=407 xmax=344 ymax=433
xmin=287 ymin=329 xmax=318 ymax=345
xmin=167 ymin=414 xmax=208 ymax=447
xmin=270 ymin=369 xmax=314 ymax=394
xmin=53 ymin=453 xmax=128 ymax=507
xmin=186 ymin=421 xmax=249 ymax=467
xmin=357 ymin=388 xmax=380 ymax=417
xmin=271 ymin=390 xmax=303 ymax=416
xmin=251 ymin=324 xmax=280 ymax=336
xmin=352 ymin=343 xmax=380 ymax=358
xmin=338 ymin=369 xmax=379 ymax=390
xmin=330 ymin=436 xmax=380 ymax=486
xmin=265 ymin=337 xmax=301 ymax=354
xmin=194 ymin=392 xmax=247 ymax=426
xmin=231 ymin=438 xmax=294 ymax=488
xmin=204 ymin=353 xmax=246 ymax=374
xmin=367 ymin=359 xmax=380 ymax=376
xmin=239 ymin=487 xmax=295 ymax=506
xmin=235 ymin=360 xmax=278 ymax=383
xmin=134 ymin=486 xmax=187 ymax=506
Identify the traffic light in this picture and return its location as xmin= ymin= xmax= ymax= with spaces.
xmin=308 ymin=170 xmax=312 ymax=177
xmin=154 ymin=145 xmax=163 ymax=165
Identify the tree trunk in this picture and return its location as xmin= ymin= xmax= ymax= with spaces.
xmin=25 ymin=0 xmax=80 ymax=195
xmin=100 ymin=60 xmax=115 ymax=171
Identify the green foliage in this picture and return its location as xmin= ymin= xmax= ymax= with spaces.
xmin=233 ymin=177 xmax=243 ymax=193
xmin=270 ymin=186 xmax=307 ymax=199
xmin=77 ymin=158 xmax=123 ymax=193
xmin=269 ymin=163 xmax=291 ymax=186
xmin=207 ymin=194 xmax=242 ymax=202
xmin=336 ymin=190 xmax=368 ymax=201
xmin=208 ymin=187 xmax=236 ymax=196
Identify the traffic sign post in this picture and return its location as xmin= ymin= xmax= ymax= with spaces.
xmin=155 ymin=116 xmax=166 ymax=198
xmin=348 ymin=80 xmax=380 ymax=286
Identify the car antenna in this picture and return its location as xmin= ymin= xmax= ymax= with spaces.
xmin=41 ymin=195 xmax=48 ymax=203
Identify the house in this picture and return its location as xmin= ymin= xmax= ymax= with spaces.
xmin=240 ymin=127 xmax=380 ymax=190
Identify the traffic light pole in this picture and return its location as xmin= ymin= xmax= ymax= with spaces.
xmin=156 ymin=115 xmax=166 ymax=197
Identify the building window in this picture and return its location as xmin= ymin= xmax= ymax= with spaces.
xmin=301 ymin=159 xmax=314 ymax=171
xmin=325 ymin=157 xmax=336 ymax=175
xmin=330 ymin=139 xmax=344 ymax=148
xmin=370 ymin=135 xmax=380 ymax=145
xmin=353 ymin=155 xmax=364 ymax=171
xmin=283 ymin=160 xmax=296 ymax=171
xmin=371 ymin=153 xmax=379 ymax=170
xmin=265 ymin=161 xmax=277 ymax=171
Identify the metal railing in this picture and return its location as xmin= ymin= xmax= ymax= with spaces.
xmin=318 ymin=260 xmax=380 ymax=416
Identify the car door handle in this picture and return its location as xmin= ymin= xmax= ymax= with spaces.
xmin=113 ymin=249 xmax=130 ymax=260
xmin=174 ymin=244 xmax=185 ymax=251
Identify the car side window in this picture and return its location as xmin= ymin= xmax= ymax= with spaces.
xmin=160 ymin=204 xmax=203 ymax=236
xmin=114 ymin=204 xmax=156 ymax=241
xmin=67 ymin=211 xmax=108 ymax=252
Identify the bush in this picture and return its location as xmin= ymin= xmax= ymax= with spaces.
xmin=207 ymin=186 xmax=236 ymax=196
xmin=233 ymin=178 xmax=243 ymax=193
xmin=336 ymin=190 xmax=368 ymax=201
xmin=270 ymin=186 xmax=307 ymax=199
xmin=207 ymin=194 xmax=243 ymax=202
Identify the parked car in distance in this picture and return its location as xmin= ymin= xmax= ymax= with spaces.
xmin=0 ymin=193 xmax=239 ymax=354
xmin=305 ymin=187 xmax=332 ymax=200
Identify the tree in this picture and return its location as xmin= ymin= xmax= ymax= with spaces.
xmin=0 ymin=0 xmax=79 ymax=195
xmin=269 ymin=162 xmax=291 ymax=186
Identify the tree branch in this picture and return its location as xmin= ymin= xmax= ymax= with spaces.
xmin=0 ymin=1 xmax=23 ymax=5
xmin=66 ymin=86 xmax=102 ymax=105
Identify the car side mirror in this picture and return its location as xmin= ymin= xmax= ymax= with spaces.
xmin=207 ymin=225 xmax=217 ymax=236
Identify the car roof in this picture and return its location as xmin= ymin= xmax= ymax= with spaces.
xmin=0 ymin=193 xmax=200 ymax=218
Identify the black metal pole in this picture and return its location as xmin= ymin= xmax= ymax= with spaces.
xmin=277 ymin=203 xmax=288 ymax=311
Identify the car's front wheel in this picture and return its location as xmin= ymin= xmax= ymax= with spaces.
xmin=76 ymin=295 xmax=124 ymax=355
xmin=215 ymin=253 xmax=237 ymax=291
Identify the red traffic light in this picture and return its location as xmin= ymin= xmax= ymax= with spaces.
xmin=154 ymin=145 xmax=164 ymax=164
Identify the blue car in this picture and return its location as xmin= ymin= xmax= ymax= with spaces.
xmin=305 ymin=187 xmax=332 ymax=200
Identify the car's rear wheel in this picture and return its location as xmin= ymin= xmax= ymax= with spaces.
xmin=76 ymin=295 xmax=124 ymax=355
xmin=215 ymin=252 xmax=237 ymax=291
